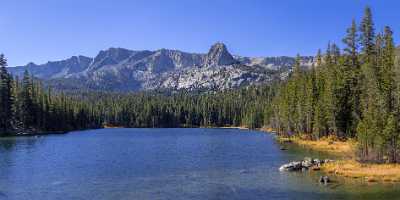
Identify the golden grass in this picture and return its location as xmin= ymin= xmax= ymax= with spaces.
xmin=322 ymin=160 xmax=400 ymax=182
xmin=103 ymin=124 xmax=124 ymax=128
xmin=259 ymin=126 xmax=275 ymax=132
xmin=272 ymin=132 xmax=400 ymax=183
xmin=277 ymin=135 xmax=355 ymax=157
xmin=217 ymin=126 xmax=249 ymax=130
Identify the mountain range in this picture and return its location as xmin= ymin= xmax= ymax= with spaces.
xmin=8 ymin=43 xmax=314 ymax=91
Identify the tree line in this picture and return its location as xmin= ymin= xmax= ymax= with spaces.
xmin=67 ymin=85 xmax=275 ymax=129
xmin=0 ymin=56 xmax=101 ymax=135
xmin=270 ymin=7 xmax=400 ymax=163
xmin=0 ymin=55 xmax=275 ymax=135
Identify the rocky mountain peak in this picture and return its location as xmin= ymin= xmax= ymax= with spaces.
xmin=87 ymin=47 xmax=134 ymax=71
xmin=204 ymin=42 xmax=237 ymax=66
xmin=8 ymin=43 xmax=315 ymax=91
xmin=93 ymin=48 xmax=133 ymax=63
xmin=26 ymin=62 xmax=37 ymax=67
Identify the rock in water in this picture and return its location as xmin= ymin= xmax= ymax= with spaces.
xmin=279 ymin=161 xmax=302 ymax=171
xmin=301 ymin=157 xmax=313 ymax=168
xmin=279 ymin=157 xmax=334 ymax=172
xmin=319 ymin=176 xmax=330 ymax=184
xmin=313 ymin=158 xmax=322 ymax=165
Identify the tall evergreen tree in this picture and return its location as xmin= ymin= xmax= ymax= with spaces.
xmin=381 ymin=26 xmax=396 ymax=112
xmin=380 ymin=26 xmax=399 ymax=162
xmin=313 ymin=49 xmax=327 ymax=138
xmin=0 ymin=54 xmax=13 ymax=134
xmin=20 ymin=70 xmax=35 ymax=129
xmin=343 ymin=19 xmax=361 ymax=136
xmin=359 ymin=6 xmax=376 ymax=64
xmin=343 ymin=19 xmax=359 ymax=67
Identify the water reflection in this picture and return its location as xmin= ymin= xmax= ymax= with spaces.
xmin=0 ymin=136 xmax=43 ymax=152
xmin=0 ymin=137 xmax=17 ymax=151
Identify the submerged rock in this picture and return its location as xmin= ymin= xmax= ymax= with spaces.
xmin=279 ymin=161 xmax=302 ymax=171
xmin=313 ymin=158 xmax=322 ymax=165
xmin=319 ymin=176 xmax=330 ymax=184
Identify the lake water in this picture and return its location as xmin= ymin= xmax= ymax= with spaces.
xmin=0 ymin=128 xmax=399 ymax=200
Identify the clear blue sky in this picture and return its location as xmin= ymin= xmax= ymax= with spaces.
xmin=1 ymin=0 xmax=399 ymax=66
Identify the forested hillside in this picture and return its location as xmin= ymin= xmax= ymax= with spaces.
xmin=270 ymin=7 xmax=400 ymax=163
xmin=73 ymin=85 xmax=275 ymax=129
xmin=0 ymin=53 xmax=276 ymax=135
xmin=0 ymin=55 xmax=101 ymax=135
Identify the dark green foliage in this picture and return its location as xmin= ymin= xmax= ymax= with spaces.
xmin=359 ymin=6 xmax=375 ymax=63
xmin=20 ymin=70 xmax=35 ymax=128
xmin=78 ymin=85 xmax=276 ymax=129
xmin=0 ymin=54 xmax=13 ymax=134
xmin=0 ymin=60 xmax=102 ymax=135
xmin=270 ymin=7 xmax=400 ymax=163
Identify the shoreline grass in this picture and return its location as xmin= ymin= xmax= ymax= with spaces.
xmin=322 ymin=160 xmax=400 ymax=182
xmin=265 ymin=129 xmax=400 ymax=183
xmin=277 ymin=135 xmax=355 ymax=157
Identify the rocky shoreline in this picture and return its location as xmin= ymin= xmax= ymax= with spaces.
xmin=279 ymin=157 xmax=334 ymax=184
xmin=2 ymin=130 xmax=68 ymax=137
xmin=279 ymin=157 xmax=334 ymax=172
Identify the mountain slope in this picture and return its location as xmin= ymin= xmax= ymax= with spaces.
xmin=8 ymin=43 xmax=313 ymax=91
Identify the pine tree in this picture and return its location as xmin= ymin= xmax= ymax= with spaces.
xmin=359 ymin=6 xmax=375 ymax=64
xmin=382 ymin=114 xmax=398 ymax=162
xmin=343 ymin=19 xmax=359 ymax=67
xmin=0 ymin=54 xmax=13 ymax=134
xmin=313 ymin=49 xmax=327 ymax=138
xmin=21 ymin=70 xmax=35 ymax=129
xmin=323 ymin=43 xmax=337 ymax=135
xmin=380 ymin=26 xmax=399 ymax=162
xmin=343 ymin=19 xmax=361 ymax=136
xmin=305 ymin=63 xmax=317 ymax=134
xmin=356 ymin=6 xmax=384 ymax=161
xmin=381 ymin=26 xmax=396 ymax=112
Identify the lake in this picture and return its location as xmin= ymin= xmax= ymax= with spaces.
xmin=0 ymin=128 xmax=399 ymax=200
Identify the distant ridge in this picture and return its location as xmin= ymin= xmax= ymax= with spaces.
xmin=8 ymin=43 xmax=314 ymax=91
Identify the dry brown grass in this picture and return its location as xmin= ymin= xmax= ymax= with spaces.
xmin=278 ymin=135 xmax=355 ymax=157
xmin=269 ymin=130 xmax=400 ymax=183
xmin=218 ymin=126 xmax=249 ymax=130
xmin=259 ymin=126 xmax=275 ymax=132
xmin=103 ymin=124 xmax=124 ymax=128
xmin=322 ymin=160 xmax=400 ymax=182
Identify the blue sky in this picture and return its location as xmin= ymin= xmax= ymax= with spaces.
xmin=1 ymin=0 xmax=399 ymax=66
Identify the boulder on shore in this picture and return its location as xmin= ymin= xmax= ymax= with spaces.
xmin=279 ymin=161 xmax=303 ymax=171
xmin=279 ymin=157 xmax=333 ymax=172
